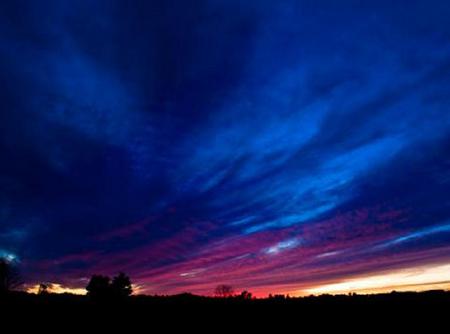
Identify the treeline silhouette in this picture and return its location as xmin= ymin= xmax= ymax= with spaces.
xmin=1 ymin=257 xmax=449 ymax=327
xmin=86 ymin=273 xmax=132 ymax=300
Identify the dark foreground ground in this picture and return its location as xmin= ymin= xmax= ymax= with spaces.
xmin=2 ymin=290 xmax=449 ymax=330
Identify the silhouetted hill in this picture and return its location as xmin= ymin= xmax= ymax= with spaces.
xmin=0 ymin=290 xmax=446 ymax=334
xmin=2 ymin=289 xmax=449 ymax=328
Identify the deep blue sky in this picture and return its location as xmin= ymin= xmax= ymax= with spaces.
xmin=1 ymin=0 xmax=450 ymax=295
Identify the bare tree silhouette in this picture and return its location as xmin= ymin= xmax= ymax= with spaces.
xmin=38 ymin=283 xmax=49 ymax=295
xmin=0 ymin=258 xmax=22 ymax=294
xmin=214 ymin=284 xmax=234 ymax=298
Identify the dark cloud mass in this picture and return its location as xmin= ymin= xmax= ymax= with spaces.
xmin=1 ymin=0 xmax=450 ymax=295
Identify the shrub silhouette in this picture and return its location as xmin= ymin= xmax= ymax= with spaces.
xmin=0 ymin=258 xmax=22 ymax=294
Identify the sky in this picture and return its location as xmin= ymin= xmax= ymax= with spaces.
xmin=1 ymin=0 xmax=450 ymax=296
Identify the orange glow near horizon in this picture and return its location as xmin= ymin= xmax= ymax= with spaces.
xmin=26 ymin=283 xmax=86 ymax=295
xmin=302 ymin=262 xmax=450 ymax=296
xmin=24 ymin=263 xmax=450 ymax=297
xmin=26 ymin=283 xmax=144 ymax=296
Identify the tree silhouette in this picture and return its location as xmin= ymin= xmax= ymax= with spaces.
xmin=86 ymin=275 xmax=111 ymax=299
xmin=239 ymin=290 xmax=253 ymax=300
xmin=86 ymin=273 xmax=133 ymax=300
xmin=0 ymin=258 xmax=22 ymax=294
xmin=111 ymin=272 xmax=132 ymax=298
xmin=214 ymin=284 xmax=234 ymax=298
xmin=38 ymin=283 xmax=49 ymax=295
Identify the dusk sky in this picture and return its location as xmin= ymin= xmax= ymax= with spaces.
xmin=1 ymin=0 xmax=450 ymax=296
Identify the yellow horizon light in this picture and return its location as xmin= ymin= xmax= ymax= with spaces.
xmin=303 ymin=262 xmax=450 ymax=295
xmin=26 ymin=283 xmax=86 ymax=295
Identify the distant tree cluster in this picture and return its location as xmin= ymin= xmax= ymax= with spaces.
xmin=268 ymin=294 xmax=290 ymax=300
xmin=214 ymin=285 xmax=254 ymax=299
xmin=86 ymin=272 xmax=133 ymax=300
